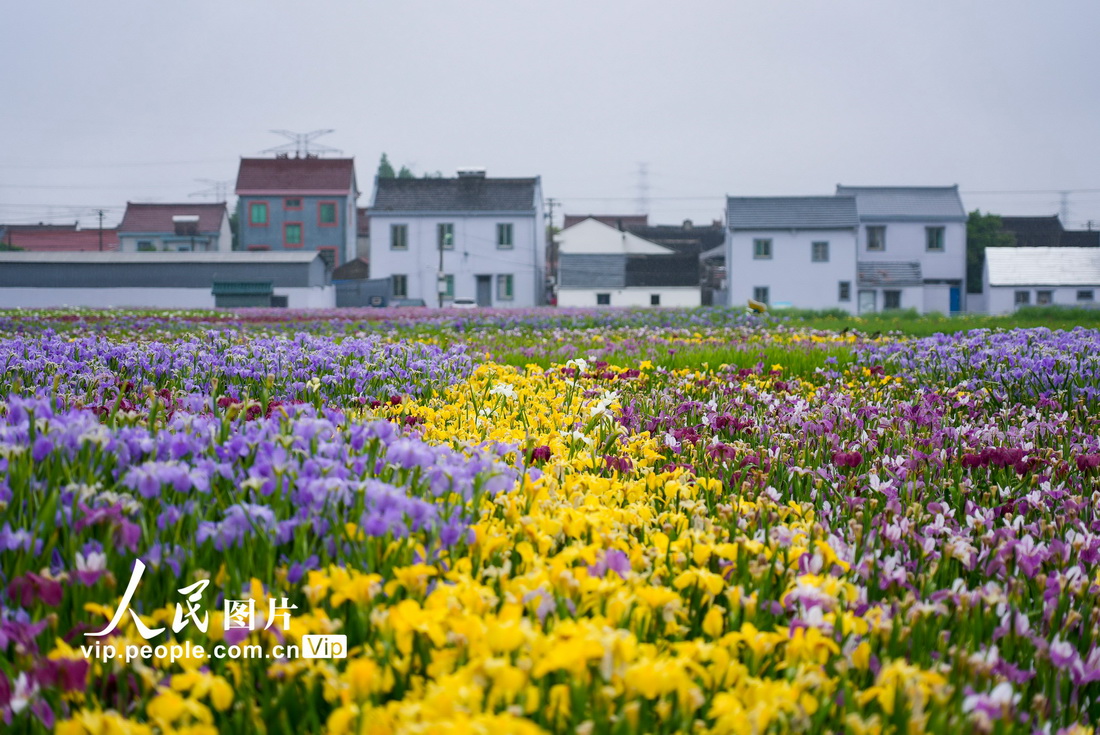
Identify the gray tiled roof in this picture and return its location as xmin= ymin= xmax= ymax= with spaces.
xmin=726 ymin=196 xmax=859 ymax=230
xmin=559 ymin=254 xmax=626 ymax=288
xmin=858 ymin=261 xmax=923 ymax=287
xmin=836 ymin=186 xmax=966 ymax=222
xmin=371 ymin=177 xmax=538 ymax=213
xmin=986 ymin=247 xmax=1100 ymax=286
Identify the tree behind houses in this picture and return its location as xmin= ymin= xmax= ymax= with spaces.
xmin=967 ymin=210 xmax=1016 ymax=293
xmin=377 ymin=153 xmax=396 ymax=179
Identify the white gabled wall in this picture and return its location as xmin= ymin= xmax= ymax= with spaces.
xmin=727 ymin=229 xmax=858 ymax=311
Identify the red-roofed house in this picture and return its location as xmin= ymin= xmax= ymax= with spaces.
xmin=235 ymin=155 xmax=360 ymax=266
xmin=0 ymin=223 xmax=119 ymax=252
xmin=117 ymin=202 xmax=231 ymax=252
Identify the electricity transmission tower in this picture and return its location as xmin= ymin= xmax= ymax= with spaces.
xmin=260 ymin=130 xmax=342 ymax=157
xmin=635 ymin=162 xmax=650 ymax=215
xmin=190 ymin=179 xmax=232 ymax=201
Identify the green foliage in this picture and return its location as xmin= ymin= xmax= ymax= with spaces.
xmin=229 ymin=210 xmax=239 ymax=250
xmin=377 ymin=153 xmax=396 ymax=179
xmin=966 ymin=210 xmax=1016 ymax=293
xmin=397 ymin=166 xmax=414 ymax=179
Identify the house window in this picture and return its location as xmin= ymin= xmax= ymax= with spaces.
xmin=440 ymin=274 xmax=455 ymax=298
xmin=284 ymin=198 xmax=302 ymax=209
xmin=497 ymin=274 xmax=514 ymax=301
xmin=650 ymin=294 xmax=660 ymax=306
xmin=284 ymin=222 xmax=303 ymax=247
xmin=839 ymin=281 xmax=851 ymax=302
xmin=926 ymin=226 xmax=945 ymax=251
xmin=438 ymin=223 xmax=454 ymax=250
xmin=753 ymin=286 xmax=769 ymax=305
xmin=497 ymin=223 xmax=514 ymax=249
xmin=884 ymin=290 xmax=902 ymax=309
xmin=867 ymin=226 xmax=886 ymax=251
xmin=392 ymin=274 xmax=408 ymax=298
xmin=1015 ymin=290 xmax=1030 ymax=305
xmin=391 ymin=224 xmax=408 ymax=250
xmin=319 ymin=202 xmax=337 ymax=227
xmin=1078 ymin=289 xmax=1095 ymax=302
xmin=1036 ymin=290 xmax=1053 ymax=305
xmin=249 ymin=202 xmax=268 ymax=226
xmin=753 ymin=238 xmax=772 ymax=259
xmin=137 ymin=240 xmax=156 ymax=251
xmin=596 ymin=293 xmax=610 ymax=305
xmin=812 ymin=241 xmax=829 ymax=262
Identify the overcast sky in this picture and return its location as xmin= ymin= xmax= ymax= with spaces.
xmin=3 ymin=1 xmax=1099 ymax=230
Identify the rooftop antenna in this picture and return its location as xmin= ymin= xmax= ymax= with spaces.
xmin=260 ymin=129 xmax=342 ymax=157
xmin=635 ymin=162 xmax=650 ymax=215
xmin=190 ymin=179 xmax=232 ymax=201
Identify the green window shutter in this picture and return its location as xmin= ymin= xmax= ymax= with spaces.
xmin=286 ymin=224 xmax=302 ymax=245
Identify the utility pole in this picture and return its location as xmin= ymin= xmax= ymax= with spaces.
xmin=437 ymin=233 xmax=444 ymax=309
xmin=545 ymin=197 xmax=559 ymax=304
xmin=97 ymin=210 xmax=104 ymax=251
xmin=1059 ymin=191 xmax=1071 ymax=224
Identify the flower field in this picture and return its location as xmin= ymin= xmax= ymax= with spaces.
xmin=2 ymin=307 xmax=1099 ymax=734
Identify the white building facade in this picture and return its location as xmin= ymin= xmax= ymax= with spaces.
xmin=984 ymin=247 xmax=1100 ymax=314
xmin=726 ymin=187 xmax=968 ymax=314
xmin=556 ymin=218 xmax=701 ymax=307
xmin=368 ymin=171 xmax=545 ymax=307
xmin=837 ymin=186 xmax=968 ymax=314
xmin=725 ymin=198 xmax=859 ymax=311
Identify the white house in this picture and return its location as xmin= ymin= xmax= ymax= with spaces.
xmin=837 ymin=186 xmax=968 ymax=314
xmin=367 ymin=170 xmax=545 ymax=307
xmin=556 ymin=218 xmax=701 ymax=307
xmin=984 ymin=247 xmax=1100 ymax=314
xmin=725 ymin=197 xmax=859 ymax=311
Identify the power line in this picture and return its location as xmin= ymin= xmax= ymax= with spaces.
xmin=961 ymin=188 xmax=1100 ymax=195
xmin=0 ymin=183 xmax=191 ymax=190
xmin=0 ymin=158 xmax=228 ymax=170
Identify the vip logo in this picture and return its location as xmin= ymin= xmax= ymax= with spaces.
xmin=301 ymin=634 xmax=347 ymax=659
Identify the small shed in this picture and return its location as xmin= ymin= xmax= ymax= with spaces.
xmin=984 ymin=247 xmax=1100 ymax=314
